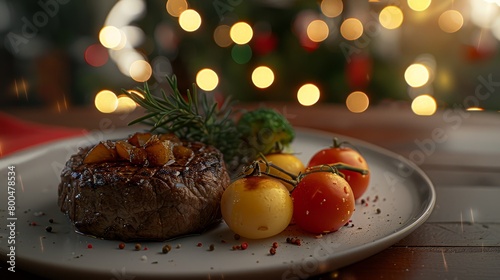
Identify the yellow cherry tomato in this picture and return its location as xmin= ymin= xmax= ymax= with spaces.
xmin=259 ymin=153 xmax=305 ymax=191
xmin=221 ymin=177 xmax=293 ymax=239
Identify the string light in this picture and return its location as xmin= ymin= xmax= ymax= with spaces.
xmin=179 ymin=9 xmax=201 ymax=32
xmin=407 ymin=0 xmax=431 ymax=12
xmin=214 ymin=25 xmax=233 ymax=47
xmin=166 ymin=0 xmax=188 ymax=17
xmin=466 ymin=107 xmax=484 ymax=111
xmin=120 ymin=25 xmax=145 ymax=48
xmin=251 ymin=66 xmax=274 ymax=89
xmin=340 ymin=18 xmax=363 ymax=40
xmin=307 ymin=20 xmax=329 ymax=42
xmin=379 ymin=6 xmax=404 ymax=30
xmin=230 ymin=22 xmax=253 ymax=45
xmin=405 ymin=63 xmax=430 ymax=88
xmin=95 ymin=90 xmax=118 ymax=113
xmin=346 ymin=91 xmax=369 ymax=113
xmin=129 ymin=60 xmax=152 ymax=82
xmin=84 ymin=44 xmax=108 ymax=67
xmin=99 ymin=26 xmax=124 ymax=49
xmin=231 ymin=44 xmax=252 ymax=64
xmin=438 ymin=10 xmax=464 ymax=33
xmin=125 ymin=89 xmax=145 ymax=100
xmin=320 ymin=0 xmax=343 ymax=18
xmin=196 ymin=68 xmax=219 ymax=91
xmin=115 ymin=95 xmax=137 ymax=113
xmin=411 ymin=94 xmax=437 ymax=116
xmin=297 ymin=84 xmax=320 ymax=106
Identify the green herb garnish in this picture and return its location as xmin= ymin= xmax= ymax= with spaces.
xmin=123 ymin=75 xmax=242 ymax=171
xmin=124 ymin=75 xmax=295 ymax=175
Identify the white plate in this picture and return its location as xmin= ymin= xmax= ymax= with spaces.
xmin=0 ymin=128 xmax=435 ymax=280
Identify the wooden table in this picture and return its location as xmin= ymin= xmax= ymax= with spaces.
xmin=2 ymin=103 xmax=500 ymax=279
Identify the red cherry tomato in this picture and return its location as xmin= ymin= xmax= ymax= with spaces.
xmin=291 ymin=172 xmax=355 ymax=234
xmin=307 ymin=139 xmax=370 ymax=200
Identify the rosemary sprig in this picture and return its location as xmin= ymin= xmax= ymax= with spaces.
xmin=123 ymin=75 xmax=243 ymax=171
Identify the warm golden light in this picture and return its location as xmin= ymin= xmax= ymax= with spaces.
xmin=99 ymin=26 xmax=124 ymax=49
xmin=126 ymin=89 xmax=145 ymax=100
xmin=411 ymin=95 xmax=437 ymax=116
xmin=115 ymin=95 xmax=137 ymax=113
xmin=340 ymin=18 xmax=363 ymax=41
xmin=346 ymin=91 xmax=369 ymax=113
xmin=179 ymin=9 xmax=201 ymax=32
xmin=492 ymin=17 xmax=500 ymax=41
xmin=408 ymin=0 xmax=431 ymax=12
xmin=379 ymin=6 xmax=404 ymax=30
xmin=129 ymin=60 xmax=152 ymax=82
xmin=297 ymin=84 xmax=320 ymax=106
xmin=438 ymin=10 xmax=464 ymax=33
xmin=214 ymin=25 xmax=232 ymax=47
xmin=196 ymin=68 xmax=219 ymax=91
xmin=95 ymin=90 xmax=118 ymax=113
xmin=166 ymin=0 xmax=188 ymax=17
xmin=251 ymin=66 xmax=275 ymax=89
xmin=320 ymin=0 xmax=343 ymax=18
xmin=230 ymin=22 xmax=253 ymax=45
xmin=307 ymin=20 xmax=329 ymax=42
xmin=466 ymin=107 xmax=484 ymax=111
xmin=405 ymin=63 xmax=430 ymax=88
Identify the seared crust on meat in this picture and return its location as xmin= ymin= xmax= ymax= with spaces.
xmin=58 ymin=141 xmax=230 ymax=241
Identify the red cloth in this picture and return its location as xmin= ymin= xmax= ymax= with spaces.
xmin=0 ymin=112 xmax=87 ymax=158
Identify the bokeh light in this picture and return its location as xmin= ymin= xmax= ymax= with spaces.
xmin=466 ymin=107 xmax=484 ymax=111
xmin=230 ymin=22 xmax=253 ymax=45
xmin=492 ymin=17 xmax=500 ymax=41
xmin=196 ymin=68 xmax=219 ymax=91
xmin=115 ymin=95 xmax=137 ymax=113
xmin=251 ymin=66 xmax=275 ymax=89
xmin=99 ymin=26 xmax=124 ymax=49
xmin=411 ymin=95 xmax=437 ymax=116
xmin=470 ymin=0 xmax=498 ymax=29
xmin=129 ymin=60 xmax=152 ymax=82
xmin=231 ymin=44 xmax=252 ymax=64
xmin=84 ymin=44 xmax=109 ymax=67
xmin=166 ymin=0 xmax=188 ymax=17
xmin=112 ymin=49 xmax=144 ymax=77
xmin=95 ymin=90 xmax=118 ymax=113
xmin=340 ymin=18 xmax=363 ymax=40
xmin=438 ymin=10 xmax=464 ymax=33
xmin=297 ymin=84 xmax=320 ymax=106
xmin=407 ymin=0 xmax=431 ymax=12
xmin=320 ymin=0 xmax=343 ymax=18
xmin=379 ymin=6 xmax=404 ymax=30
xmin=179 ymin=9 xmax=201 ymax=32
xmin=405 ymin=63 xmax=430 ymax=88
xmin=307 ymin=20 xmax=329 ymax=42
xmin=126 ymin=89 xmax=145 ymax=100
xmin=120 ymin=25 xmax=145 ymax=48
xmin=346 ymin=91 xmax=370 ymax=113
xmin=214 ymin=25 xmax=232 ymax=47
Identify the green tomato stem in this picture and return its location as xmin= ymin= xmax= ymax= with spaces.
xmin=238 ymin=160 xmax=368 ymax=194
xmin=298 ymin=163 xmax=368 ymax=182
xmin=330 ymin=163 xmax=369 ymax=175
xmin=331 ymin=137 xmax=363 ymax=154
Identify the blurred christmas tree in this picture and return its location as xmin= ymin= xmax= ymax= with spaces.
xmin=120 ymin=0 xmax=498 ymax=113
xmin=3 ymin=0 xmax=500 ymax=114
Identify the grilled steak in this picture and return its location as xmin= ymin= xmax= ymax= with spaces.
xmin=58 ymin=140 xmax=230 ymax=241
